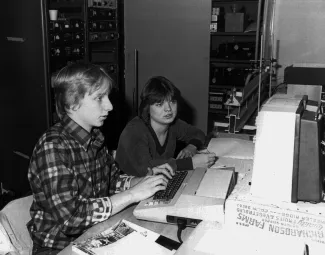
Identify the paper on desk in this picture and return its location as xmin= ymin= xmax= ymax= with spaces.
xmin=105 ymin=232 xmax=175 ymax=255
xmin=194 ymin=229 xmax=221 ymax=253
xmin=207 ymin=137 xmax=254 ymax=159
xmin=72 ymin=219 xmax=175 ymax=255
xmin=210 ymin=156 xmax=253 ymax=174
xmin=124 ymin=220 xmax=160 ymax=242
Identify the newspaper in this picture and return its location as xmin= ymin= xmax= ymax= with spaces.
xmin=72 ymin=220 xmax=175 ymax=255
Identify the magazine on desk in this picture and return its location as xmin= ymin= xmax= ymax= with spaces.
xmin=72 ymin=219 xmax=179 ymax=255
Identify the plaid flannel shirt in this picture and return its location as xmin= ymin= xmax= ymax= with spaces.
xmin=27 ymin=115 xmax=133 ymax=250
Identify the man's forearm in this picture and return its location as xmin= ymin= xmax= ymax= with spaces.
xmin=109 ymin=176 xmax=144 ymax=215
xmin=130 ymin=176 xmax=144 ymax=188
xmin=110 ymin=190 xmax=136 ymax=216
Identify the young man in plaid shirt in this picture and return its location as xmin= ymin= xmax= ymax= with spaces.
xmin=27 ymin=63 xmax=174 ymax=255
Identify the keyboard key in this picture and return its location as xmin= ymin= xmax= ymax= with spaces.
xmin=153 ymin=171 xmax=187 ymax=201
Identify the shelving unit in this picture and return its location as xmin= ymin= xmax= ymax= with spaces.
xmin=87 ymin=1 xmax=124 ymax=149
xmin=87 ymin=4 xmax=120 ymax=85
xmin=48 ymin=0 xmax=87 ymax=66
xmin=47 ymin=0 xmax=124 ymax=149
xmin=48 ymin=0 xmax=87 ymax=123
xmin=208 ymin=0 xmax=265 ymax=134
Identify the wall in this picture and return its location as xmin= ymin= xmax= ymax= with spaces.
xmin=124 ymin=0 xmax=211 ymax=133
xmin=273 ymin=0 xmax=325 ymax=83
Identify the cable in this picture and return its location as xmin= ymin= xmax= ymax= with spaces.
xmin=271 ymin=82 xmax=286 ymax=95
xmin=176 ymin=219 xmax=187 ymax=243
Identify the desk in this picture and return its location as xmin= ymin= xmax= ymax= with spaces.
xmin=58 ymin=139 xmax=254 ymax=255
xmin=58 ymin=204 xmax=195 ymax=255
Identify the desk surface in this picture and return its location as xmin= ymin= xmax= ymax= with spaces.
xmin=58 ymin=204 xmax=194 ymax=255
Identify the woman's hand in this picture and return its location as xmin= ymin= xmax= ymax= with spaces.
xmin=129 ymin=175 xmax=169 ymax=203
xmin=176 ymin=144 xmax=197 ymax=159
xmin=147 ymin=163 xmax=175 ymax=179
xmin=192 ymin=153 xmax=217 ymax=169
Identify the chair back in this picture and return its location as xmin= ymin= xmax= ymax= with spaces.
xmin=0 ymin=195 xmax=33 ymax=255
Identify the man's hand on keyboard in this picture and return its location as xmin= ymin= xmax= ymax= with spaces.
xmin=129 ymin=174 xmax=169 ymax=202
xmin=149 ymin=163 xmax=175 ymax=179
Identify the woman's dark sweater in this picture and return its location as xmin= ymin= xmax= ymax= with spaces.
xmin=115 ymin=117 xmax=205 ymax=177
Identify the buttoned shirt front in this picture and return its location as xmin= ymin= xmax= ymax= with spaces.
xmin=27 ymin=115 xmax=133 ymax=250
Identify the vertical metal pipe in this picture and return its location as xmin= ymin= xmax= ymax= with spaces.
xmin=270 ymin=0 xmax=277 ymax=97
xmin=269 ymin=41 xmax=273 ymax=97
xmin=84 ymin=0 xmax=89 ymax=63
xmin=41 ymin=0 xmax=52 ymax=127
xmin=263 ymin=0 xmax=273 ymax=98
xmin=255 ymin=0 xmax=263 ymax=63
xmin=133 ymin=49 xmax=139 ymax=116
xmin=258 ymin=34 xmax=264 ymax=112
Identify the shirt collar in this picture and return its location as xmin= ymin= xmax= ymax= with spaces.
xmin=61 ymin=115 xmax=104 ymax=151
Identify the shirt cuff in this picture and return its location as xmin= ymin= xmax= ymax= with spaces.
xmin=167 ymin=158 xmax=178 ymax=172
xmin=176 ymin=157 xmax=193 ymax=171
xmin=118 ymin=175 xmax=134 ymax=191
xmin=188 ymin=139 xmax=204 ymax=150
xmin=91 ymin=197 xmax=112 ymax=224
xmin=124 ymin=176 xmax=134 ymax=190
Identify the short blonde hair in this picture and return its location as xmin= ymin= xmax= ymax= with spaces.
xmin=53 ymin=63 xmax=114 ymax=117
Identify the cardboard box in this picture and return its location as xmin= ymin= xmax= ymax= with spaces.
xmin=225 ymin=13 xmax=245 ymax=32
xmin=225 ymin=172 xmax=325 ymax=255
xmin=176 ymin=221 xmax=307 ymax=255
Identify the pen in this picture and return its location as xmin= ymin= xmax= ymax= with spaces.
xmin=199 ymin=149 xmax=211 ymax=154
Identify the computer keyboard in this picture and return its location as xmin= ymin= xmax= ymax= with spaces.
xmin=153 ymin=170 xmax=188 ymax=201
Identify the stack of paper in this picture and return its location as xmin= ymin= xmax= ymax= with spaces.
xmin=207 ymin=137 xmax=254 ymax=160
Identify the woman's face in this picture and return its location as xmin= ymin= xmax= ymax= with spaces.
xmin=149 ymin=99 xmax=177 ymax=127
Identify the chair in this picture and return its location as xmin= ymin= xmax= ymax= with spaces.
xmin=0 ymin=195 xmax=33 ymax=255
